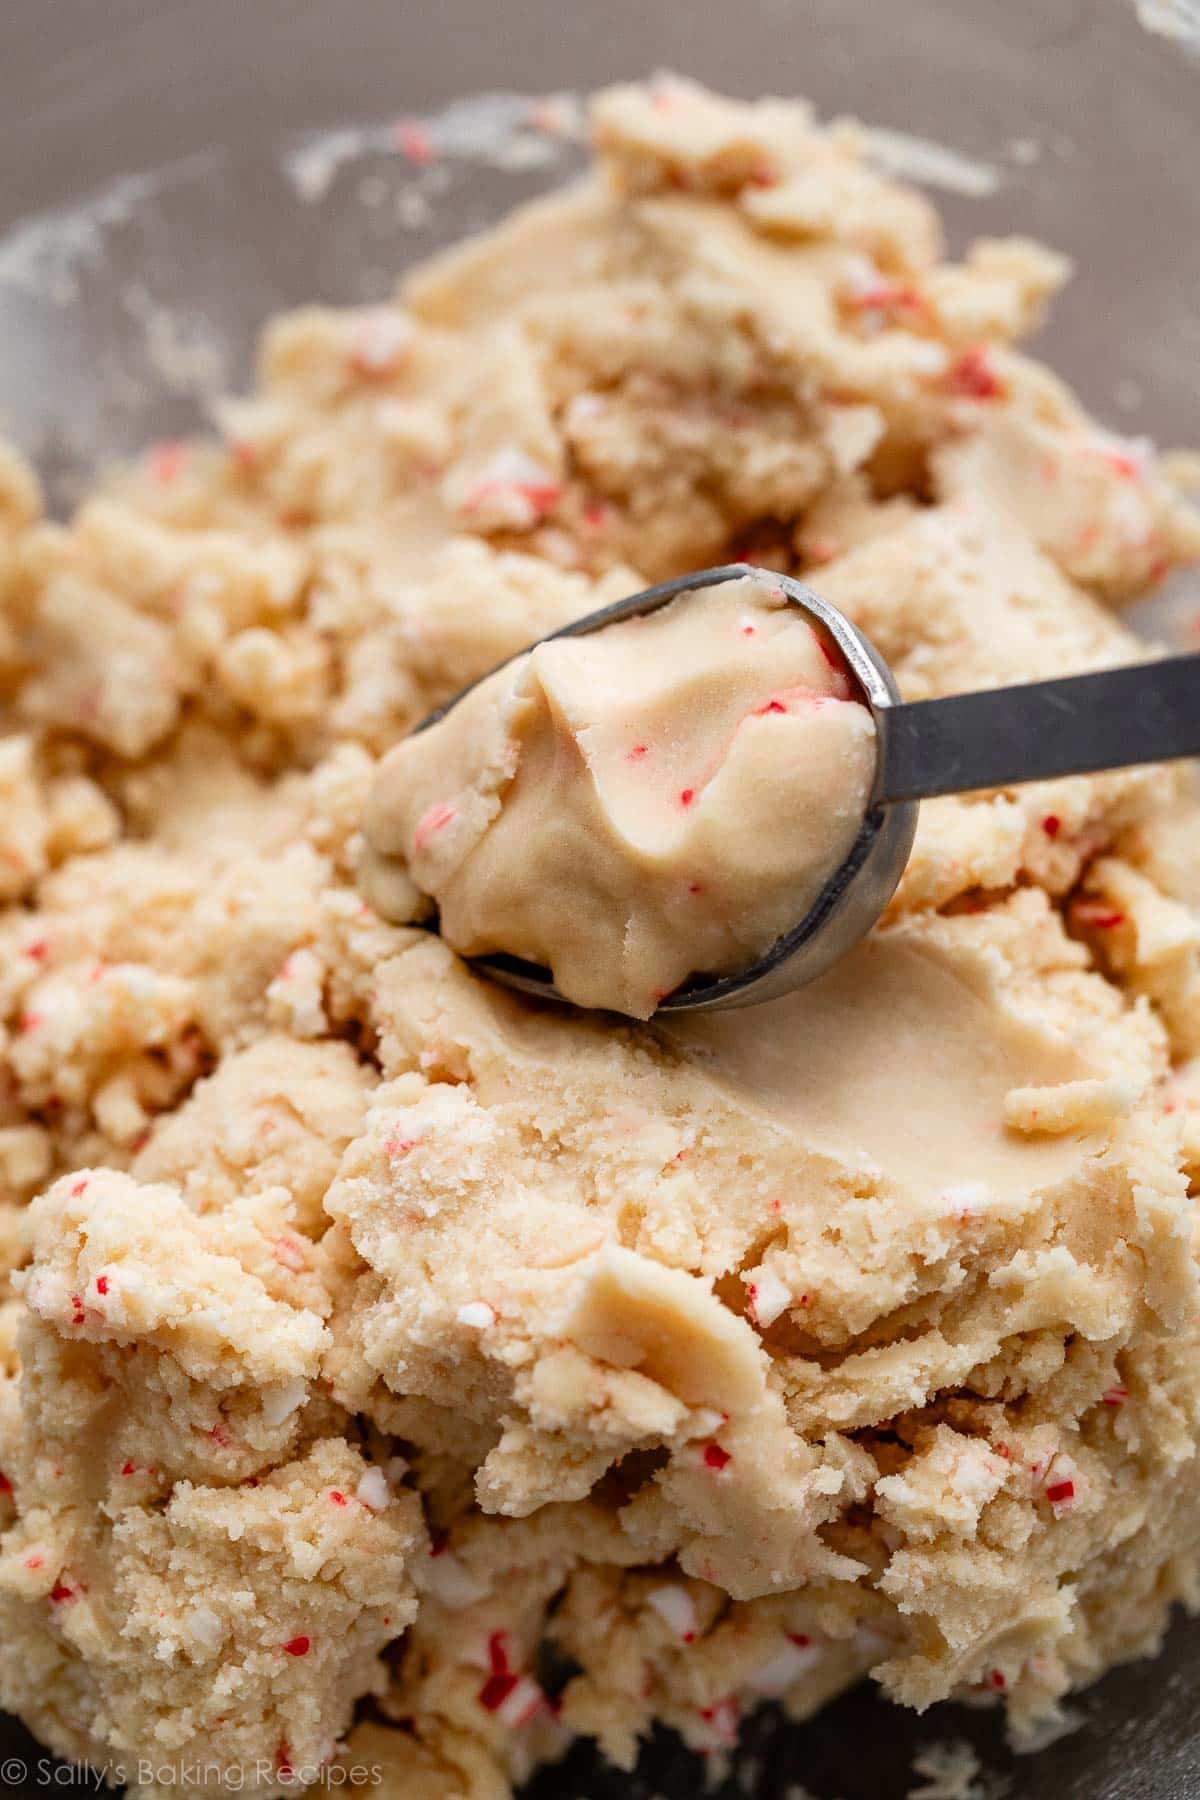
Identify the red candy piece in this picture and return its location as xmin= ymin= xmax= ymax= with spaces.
xmin=479 ymin=1673 xmax=519 ymax=1712
xmin=944 ymin=346 xmax=1005 ymax=401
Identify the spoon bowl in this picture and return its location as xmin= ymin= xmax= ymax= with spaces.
xmin=427 ymin=564 xmax=920 ymax=1014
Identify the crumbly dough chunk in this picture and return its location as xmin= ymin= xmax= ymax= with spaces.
xmin=1 ymin=75 xmax=1199 ymax=1800
xmin=363 ymin=573 xmax=875 ymax=1015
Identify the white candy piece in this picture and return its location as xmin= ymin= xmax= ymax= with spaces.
xmin=350 ymin=309 xmax=414 ymax=374
xmin=355 ymin=1467 xmax=391 ymax=1511
xmin=494 ymin=1674 xmax=546 ymax=1729
xmin=745 ymin=1635 xmax=823 ymax=1696
xmin=417 ymin=1549 xmax=492 ymax=1609
xmin=744 ymin=1263 xmax=791 ymax=1329
xmin=456 ymin=1300 xmax=497 ymax=1329
xmin=646 ymin=1584 xmax=698 ymax=1642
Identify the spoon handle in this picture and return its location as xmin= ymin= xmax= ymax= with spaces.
xmin=878 ymin=654 xmax=1200 ymax=804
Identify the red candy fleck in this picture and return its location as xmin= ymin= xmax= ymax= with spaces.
xmin=393 ymin=118 xmax=434 ymax=164
xmin=412 ymin=800 xmax=457 ymax=852
xmin=0 ymin=1471 xmax=11 ymax=1497
xmin=23 ymin=940 xmax=48 ymax=962
xmin=944 ymin=347 xmax=1005 ymax=401
xmin=487 ymin=1630 xmax=512 ymax=1675
xmin=1042 ymin=815 xmax=1062 ymax=839
xmin=282 ymin=1636 xmax=311 ymax=1657
xmin=787 ymin=1632 xmax=812 ymax=1648
xmin=18 ymin=1012 xmax=43 ymax=1035
xmin=70 ymin=1295 xmax=86 ymax=1326
xmin=329 ymin=1490 xmax=349 ymax=1507
xmin=384 ymin=1133 xmax=420 ymax=1158
xmin=148 ymin=441 xmax=187 ymax=486
xmin=69 ymin=1179 xmax=88 ymax=1199
xmin=688 ymin=882 xmax=705 ymax=895
xmin=95 ymin=1275 xmax=109 ymax=1297
xmin=848 ymin=280 xmax=924 ymax=316
xmin=429 ymin=1530 xmax=448 ymax=1557
xmin=1101 ymin=447 xmax=1141 ymax=480
xmin=277 ymin=1741 xmax=293 ymax=1779
xmin=479 ymin=1672 xmax=519 ymax=1712
xmin=120 ymin=1461 xmax=137 ymax=1477
xmin=272 ymin=1236 xmax=307 ymax=1273
xmin=582 ymin=498 xmax=613 ymax=529
xmin=1102 ymin=1386 xmax=1130 ymax=1407
xmin=626 ymin=743 xmax=649 ymax=762
xmin=1073 ymin=901 xmax=1126 ymax=930
xmin=988 ymin=1668 xmax=1007 ymax=1691
xmin=703 ymin=1443 xmax=731 ymax=1472
xmin=678 ymin=788 xmax=696 ymax=808
xmin=50 ymin=1580 xmax=81 ymax=1605
xmin=519 ymin=481 xmax=563 ymax=513
xmin=1046 ymin=1479 xmax=1076 ymax=1506
xmin=755 ymin=699 xmax=788 ymax=716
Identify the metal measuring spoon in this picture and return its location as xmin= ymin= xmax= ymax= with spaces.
xmin=416 ymin=562 xmax=1200 ymax=1014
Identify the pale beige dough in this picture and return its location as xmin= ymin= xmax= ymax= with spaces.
xmin=0 ymin=72 xmax=1198 ymax=1800
xmin=363 ymin=572 xmax=875 ymax=1015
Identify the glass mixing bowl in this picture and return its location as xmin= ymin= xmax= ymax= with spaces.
xmin=1 ymin=2 xmax=1197 ymax=1795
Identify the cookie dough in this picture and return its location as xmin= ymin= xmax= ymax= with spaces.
xmin=1 ymin=72 xmax=1200 ymax=1800
xmin=362 ymin=572 xmax=876 ymax=1015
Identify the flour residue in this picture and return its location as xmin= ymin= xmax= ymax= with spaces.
xmin=282 ymin=91 xmax=583 ymax=203
xmin=0 ymin=156 xmax=219 ymax=306
xmin=864 ymin=126 xmax=1002 ymax=198
xmin=1134 ymin=0 xmax=1200 ymax=53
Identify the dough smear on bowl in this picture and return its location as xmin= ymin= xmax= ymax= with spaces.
xmin=1 ymin=72 xmax=1200 ymax=1800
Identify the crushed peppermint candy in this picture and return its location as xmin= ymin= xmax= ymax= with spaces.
xmin=694 ymin=1696 xmax=739 ymax=1749
xmin=412 ymin=800 xmax=458 ymax=853
xmin=282 ymin=1635 xmax=311 ymax=1657
xmin=702 ymin=1442 xmax=732 ymax=1472
xmin=147 ymin=441 xmax=188 ymax=486
xmin=393 ymin=118 xmax=435 ymax=164
xmin=271 ymin=1235 xmax=308 ymax=1273
xmin=259 ymin=1378 xmax=307 ymax=1430
xmin=744 ymin=1263 xmax=791 ymax=1329
xmin=746 ymin=1632 xmax=823 ymax=1696
xmin=1071 ymin=899 xmax=1126 ymax=930
xmin=1045 ymin=1469 xmax=1077 ymax=1512
xmin=943 ymin=346 xmax=1005 ymax=400
xmin=356 ymin=1467 xmax=391 ymax=1511
xmin=455 ymin=447 xmax=563 ymax=530
xmin=349 ymin=310 xmax=414 ymax=378
xmin=1102 ymin=1385 xmax=1130 ymax=1407
xmin=456 ymin=1301 xmax=497 ymax=1329
xmin=646 ymin=1584 xmax=698 ymax=1643
xmin=419 ymin=1548 xmax=492 ymax=1609
xmin=479 ymin=1671 xmax=546 ymax=1727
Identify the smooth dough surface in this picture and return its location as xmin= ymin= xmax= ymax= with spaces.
xmin=1 ymin=72 xmax=1200 ymax=1800
xmin=362 ymin=572 xmax=876 ymax=1015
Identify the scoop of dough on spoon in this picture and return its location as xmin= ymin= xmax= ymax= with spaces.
xmin=360 ymin=563 xmax=1200 ymax=1017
